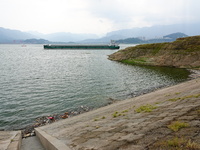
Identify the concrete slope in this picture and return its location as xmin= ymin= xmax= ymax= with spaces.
xmin=0 ymin=131 xmax=21 ymax=150
xmin=21 ymin=136 xmax=45 ymax=150
xmin=35 ymin=78 xmax=200 ymax=150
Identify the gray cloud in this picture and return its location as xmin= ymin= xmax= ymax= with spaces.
xmin=0 ymin=0 xmax=199 ymax=34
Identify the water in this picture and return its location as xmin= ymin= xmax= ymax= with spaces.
xmin=0 ymin=44 xmax=190 ymax=130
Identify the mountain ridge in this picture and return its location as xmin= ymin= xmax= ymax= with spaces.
xmin=1 ymin=23 xmax=200 ymax=43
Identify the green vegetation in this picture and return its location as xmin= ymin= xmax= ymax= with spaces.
xmin=168 ymin=121 xmax=189 ymax=132
xmin=135 ymin=104 xmax=157 ymax=113
xmin=112 ymin=112 xmax=123 ymax=118
xmin=112 ymin=110 xmax=129 ymax=118
xmin=151 ymin=43 xmax=166 ymax=55
xmin=101 ymin=116 xmax=106 ymax=119
xmin=121 ymin=57 xmax=151 ymax=66
xmin=121 ymin=110 xmax=129 ymax=113
xmin=175 ymin=92 xmax=181 ymax=95
xmin=94 ymin=116 xmax=106 ymax=121
xmin=109 ymin=36 xmax=200 ymax=69
xmin=186 ymin=139 xmax=200 ymax=149
xmin=167 ymin=94 xmax=200 ymax=102
xmin=168 ymin=97 xmax=182 ymax=102
xmin=94 ymin=118 xmax=99 ymax=121
xmin=112 ymin=113 xmax=118 ymax=118
xmin=154 ymin=102 xmax=162 ymax=105
xmin=155 ymin=137 xmax=200 ymax=150
xmin=167 ymin=137 xmax=186 ymax=148
xmin=197 ymin=110 xmax=200 ymax=114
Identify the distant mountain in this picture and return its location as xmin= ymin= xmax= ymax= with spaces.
xmin=106 ymin=23 xmax=200 ymax=39
xmin=0 ymin=27 xmax=36 ymax=43
xmin=116 ymin=37 xmax=144 ymax=44
xmin=0 ymin=27 xmax=99 ymax=43
xmin=29 ymin=31 xmax=99 ymax=43
xmin=163 ymin=32 xmax=188 ymax=40
xmin=115 ymin=32 xmax=188 ymax=44
xmin=0 ymin=23 xmax=199 ymax=44
xmin=80 ymin=34 xmax=126 ymax=43
xmin=23 ymin=38 xmax=50 ymax=44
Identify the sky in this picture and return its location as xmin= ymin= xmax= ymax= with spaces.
xmin=0 ymin=0 xmax=199 ymax=35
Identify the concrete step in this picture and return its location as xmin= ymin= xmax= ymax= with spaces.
xmin=35 ymin=128 xmax=71 ymax=150
xmin=21 ymin=136 xmax=45 ymax=150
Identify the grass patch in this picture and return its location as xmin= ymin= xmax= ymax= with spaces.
xmin=186 ymin=139 xmax=200 ymax=149
xmin=175 ymin=92 xmax=181 ymax=95
xmin=154 ymin=101 xmax=162 ymax=105
xmin=168 ymin=121 xmax=189 ymax=132
xmin=112 ymin=110 xmax=128 ymax=118
xmin=135 ymin=104 xmax=157 ymax=113
xmin=151 ymin=43 xmax=165 ymax=55
xmin=121 ymin=57 xmax=150 ymax=66
xmin=168 ymin=97 xmax=182 ymax=102
xmin=112 ymin=112 xmax=118 ymax=118
xmin=167 ymin=137 xmax=186 ymax=148
xmin=94 ymin=116 xmax=106 ymax=121
xmin=167 ymin=94 xmax=200 ymax=102
xmin=121 ymin=110 xmax=129 ymax=113
xmin=197 ymin=110 xmax=200 ymax=114
xmin=155 ymin=137 xmax=200 ymax=150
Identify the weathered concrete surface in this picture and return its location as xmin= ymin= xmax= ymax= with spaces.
xmin=0 ymin=131 xmax=21 ymax=150
xmin=35 ymin=128 xmax=71 ymax=150
xmin=36 ymin=78 xmax=200 ymax=150
xmin=21 ymin=136 xmax=45 ymax=150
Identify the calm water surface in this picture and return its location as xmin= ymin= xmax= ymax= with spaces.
xmin=0 ymin=44 xmax=190 ymax=130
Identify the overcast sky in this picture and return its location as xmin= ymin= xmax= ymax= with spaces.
xmin=0 ymin=0 xmax=199 ymax=35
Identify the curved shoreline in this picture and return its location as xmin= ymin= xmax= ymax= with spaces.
xmin=20 ymin=69 xmax=200 ymax=138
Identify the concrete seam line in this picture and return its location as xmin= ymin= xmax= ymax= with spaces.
xmin=7 ymin=131 xmax=22 ymax=150
xmin=35 ymin=128 xmax=71 ymax=150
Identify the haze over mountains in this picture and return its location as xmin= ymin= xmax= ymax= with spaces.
xmin=0 ymin=23 xmax=200 ymax=44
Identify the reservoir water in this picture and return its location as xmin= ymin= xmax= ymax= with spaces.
xmin=0 ymin=44 xmax=190 ymax=130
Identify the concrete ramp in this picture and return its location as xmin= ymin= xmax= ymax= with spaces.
xmin=35 ymin=78 xmax=200 ymax=149
xmin=0 ymin=131 xmax=21 ymax=150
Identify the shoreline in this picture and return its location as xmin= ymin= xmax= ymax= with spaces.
xmin=37 ymin=76 xmax=200 ymax=149
xmin=1 ymin=75 xmax=200 ymax=149
xmin=20 ymin=69 xmax=200 ymax=138
xmin=3 ymin=69 xmax=199 ymax=136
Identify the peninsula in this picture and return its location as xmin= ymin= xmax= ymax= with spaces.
xmin=109 ymin=36 xmax=200 ymax=69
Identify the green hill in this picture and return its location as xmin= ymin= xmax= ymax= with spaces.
xmin=109 ymin=36 xmax=200 ymax=69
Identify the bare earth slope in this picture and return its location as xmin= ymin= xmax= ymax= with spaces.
xmin=109 ymin=36 xmax=200 ymax=69
xmin=37 ymin=78 xmax=200 ymax=150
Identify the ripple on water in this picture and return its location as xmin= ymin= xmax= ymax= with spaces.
xmin=0 ymin=45 xmax=190 ymax=130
